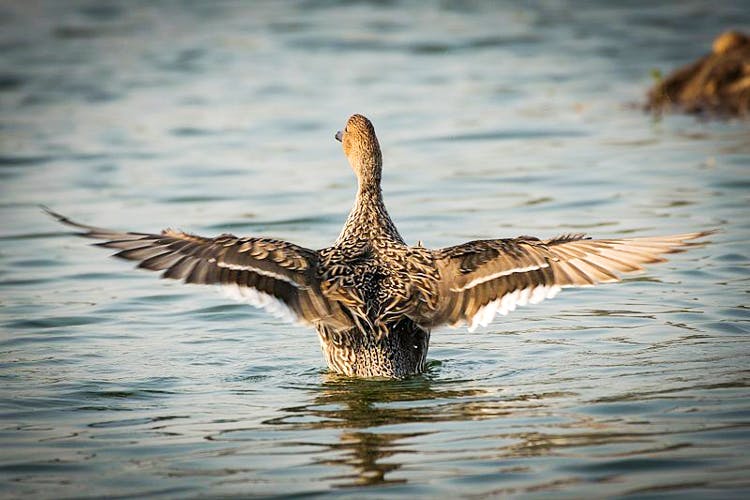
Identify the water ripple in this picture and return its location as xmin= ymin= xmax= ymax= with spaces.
xmin=0 ymin=0 xmax=748 ymax=498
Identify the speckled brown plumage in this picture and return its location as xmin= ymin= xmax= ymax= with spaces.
xmin=647 ymin=30 xmax=750 ymax=117
xmin=47 ymin=114 xmax=713 ymax=378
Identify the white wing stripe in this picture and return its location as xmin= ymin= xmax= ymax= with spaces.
xmin=221 ymin=283 xmax=301 ymax=324
xmin=453 ymin=263 xmax=550 ymax=292
xmin=214 ymin=260 xmax=301 ymax=287
xmin=468 ymin=285 xmax=561 ymax=332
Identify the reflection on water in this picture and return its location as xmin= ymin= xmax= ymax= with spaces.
xmin=268 ymin=374 xmax=486 ymax=487
xmin=252 ymin=371 xmax=750 ymax=493
xmin=1 ymin=0 xmax=749 ymax=497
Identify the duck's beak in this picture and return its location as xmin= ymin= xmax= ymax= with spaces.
xmin=335 ymin=130 xmax=343 ymax=142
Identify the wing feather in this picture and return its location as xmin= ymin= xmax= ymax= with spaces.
xmin=431 ymin=231 xmax=713 ymax=330
xmin=45 ymin=207 xmax=349 ymax=328
xmin=138 ymin=251 xmax=185 ymax=271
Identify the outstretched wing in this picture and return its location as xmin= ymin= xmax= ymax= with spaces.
xmin=430 ymin=231 xmax=713 ymax=331
xmin=45 ymin=208 xmax=350 ymax=328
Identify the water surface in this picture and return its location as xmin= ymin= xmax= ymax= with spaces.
xmin=1 ymin=1 xmax=749 ymax=497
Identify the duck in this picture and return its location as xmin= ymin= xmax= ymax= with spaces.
xmin=46 ymin=114 xmax=712 ymax=378
xmin=647 ymin=30 xmax=750 ymax=117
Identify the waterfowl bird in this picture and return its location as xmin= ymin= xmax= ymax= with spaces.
xmin=647 ymin=30 xmax=750 ymax=117
xmin=47 ymin=114 xmax=711 ymax=378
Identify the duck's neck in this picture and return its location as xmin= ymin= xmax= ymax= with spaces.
xmin=336 ymin=173 xmax=403 ymax=246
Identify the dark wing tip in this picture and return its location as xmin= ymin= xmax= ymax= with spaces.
xmin=43 ymin=206 xmax=158 ymax=241
xmin=657 ymin=229 xmax=720 ymax=252
xmin=692 ymin=228 xmax=721 ymax=239
xmin=41 ymin=205 xmax=64 ymax=222
xmin=41 ymin=205 xmax=93 ymax=232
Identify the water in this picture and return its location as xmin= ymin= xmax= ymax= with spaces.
xmin=1 ymin=0 xmax=749 ymax=497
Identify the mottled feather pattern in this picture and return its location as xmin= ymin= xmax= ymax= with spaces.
xmin=45 ymin=114 xmax=713 ymax=378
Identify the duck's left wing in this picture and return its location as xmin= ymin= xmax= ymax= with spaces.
xmin=45 ymin=208 xmax=349 ymax=328
xmin=427 ymin=232 xmax=712 ymax=331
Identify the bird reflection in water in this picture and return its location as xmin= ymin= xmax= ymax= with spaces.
xmin=259 ymin=369 xmax=704 ymax=491
xmin=263 ymin=370 xmax=486 ymax=487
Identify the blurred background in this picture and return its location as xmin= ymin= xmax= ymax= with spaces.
xmin=1 ymin=1 xmax=749 ymax=498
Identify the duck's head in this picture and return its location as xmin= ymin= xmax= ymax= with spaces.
xmin=336 ymin=114 xmax=382 ymax=183
xmin=712 ymin=30 xmax=750 ymax=55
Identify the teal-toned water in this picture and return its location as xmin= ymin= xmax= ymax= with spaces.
xmin=1 ymin=1 xmax=749 ymax=497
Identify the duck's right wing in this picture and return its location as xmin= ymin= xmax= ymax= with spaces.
xmin=45 ymin=208 xmax=351 ymax=329
xmin=428 ymin=232 xmax=712 ymax=331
